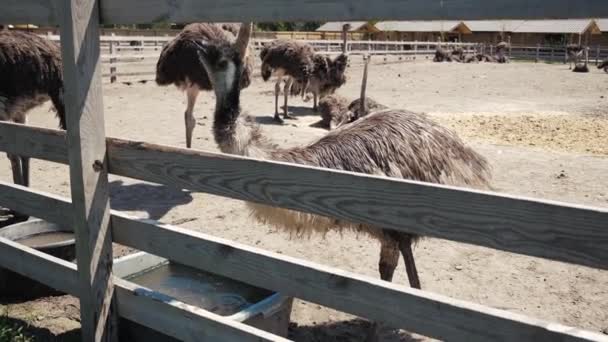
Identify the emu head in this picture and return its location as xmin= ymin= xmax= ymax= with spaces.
xmin=193 ymin=40 xmax=243 ymax=97
xmin=322 ymin=54 xmax=348 ymax=96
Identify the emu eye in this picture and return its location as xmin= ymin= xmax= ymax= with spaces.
xmin=218 ymin=60 xmax=228 ymax=69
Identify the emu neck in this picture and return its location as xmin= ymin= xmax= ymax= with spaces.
xmin=235 ymin=23 xmax=252 ymax=61
xmin=212 ymin=80 xmax=272 ymax=157
xmin=213 ymin=83 xmax=242 ymax=152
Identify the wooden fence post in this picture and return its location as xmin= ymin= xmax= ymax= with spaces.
xmin=58 ymin=0 xmax=118 ymax=341
xmin=413 ymin=40 xmax=417 ymax=60
xmin=536 ymin=44 xmax=540 ymax=62
xmin=109 ymin=33 xmax=116 ymax=83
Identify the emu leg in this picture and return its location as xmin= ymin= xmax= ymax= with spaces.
xmin=366 ymin=239 xmax=400 ymax=342
xmin=185 ymin=86 xmax=199 ymax=148
xmin=398 ymin=234 xmax=421 ymax=289
xmin=273 ymin=80 xmax=283 ymax=123
xmin=21 ymin=156 xmax=30 ymax=188
xmin=5 ymin=154 xmax=29 ymax=221
xmin=8 ymin=154 xmax=23 ymax=186
xmin=283 ymin=79 xmax=296 ymax=120
xmin=313 ymin=92 xmax=318 ymax=112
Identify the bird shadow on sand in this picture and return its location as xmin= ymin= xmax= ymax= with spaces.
xmin=109 ymin=180 xmax=194 ymax=221
xmin=255 ymin=106 xmax=319 ymax=126
xmin=288 ymin=319 xmax=424 ymax=342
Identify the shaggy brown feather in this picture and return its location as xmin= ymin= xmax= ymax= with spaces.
xmin=598 ymin=60 xmax=608 ymax=72
xmin=290 ymin=53 xmax=349 ymax=102
xmin=156 ymin=23 xmax=253 ymax=90
xmin=347 ymin=97 xmax=388 ymax=120
xmin=259 ymin=39 xmax=315 ymax=83
xmin=0 ymin=30 xmax=65 ymax=128
xmin=318 ymin=94 xmax=352 ymax=129
xmin=197 ymin=41 xmax=492 ymax=292
xmin=239 ymin=109 xmax=492 ymax=240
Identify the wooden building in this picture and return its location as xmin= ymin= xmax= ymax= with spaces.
xmin=374 ymin=21 xmax=471 ymax=41
xmin=316 ymin=21 xmax=379 ymax=40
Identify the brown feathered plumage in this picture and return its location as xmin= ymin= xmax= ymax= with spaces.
xmin=318 ymin=94 xmax=351 ymax=129
xmin=156 ymin=23 xmax=253 ymax=90
xmin=0 ymin=30 xmax=65 ymax=129
xmin=347 ymin=97 xmax=387 ymax=119
xmin=260 ymin=39 xmax=315 ymax=83
xmin=197 ymin=40 xmax=493 ymax=295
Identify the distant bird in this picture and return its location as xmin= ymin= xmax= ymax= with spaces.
xmin=155 ymin=22 xmax=253 ymax=148
xmin=260 ymin=39 xmax=315 ymax=123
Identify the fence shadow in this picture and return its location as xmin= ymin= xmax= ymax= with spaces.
xmin=109 ymin=180 xmax=193 ymax=221
xmin=288 ymin=319 xmax=424 ymax=342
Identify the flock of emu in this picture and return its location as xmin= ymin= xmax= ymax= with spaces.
xmin=0 ymin=22 xmax=604 ymax=339
xmin=434 ymin=41 xmax=510 ymax=63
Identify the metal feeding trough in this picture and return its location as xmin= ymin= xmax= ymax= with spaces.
xmin=114 ymin=252 xmax=294 ymax=340
xmin=0 ymin=219 xmax=75 ymax=298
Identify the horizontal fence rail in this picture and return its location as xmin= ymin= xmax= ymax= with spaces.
xmin=5 ymin=0 xmax=608 ymax=25
xmin=0 ymin=181 xmax=605 ymax=342
xmin=1 ymin=122 xmax=606 ymax=271
xmin=0 ymin=187 xmax=288 ymax=341
xmin=36 ymin=34 xmax=608 ymax=83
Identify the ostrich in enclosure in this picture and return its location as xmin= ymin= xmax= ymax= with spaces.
xmin=260 ymin=39 xmax=315 ymax=123
xmin=0 ymin=30 xmax=66 ymax=220
xmin=319 ymin=55 xmax=387 ymax=130
xmin=495 ymin=41 xmax=510 ymax=63
xmin=598 ymin=59 xmax=608 ymax=73
xmin=289 ymin=52 xmax=349 ymax=112
xmin=193 ymin=37 xmax=491 ymax=312
xmin=566 ymin=44 xmax=584 ymax=70
xmin=570 ymin=45 xmax=590 ymax=73
xmin=155 ymin=22 xmax=253 ymax=148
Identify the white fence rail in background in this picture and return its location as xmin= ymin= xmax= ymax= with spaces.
xmin=40 ymin=33 xmax=608 ymax=83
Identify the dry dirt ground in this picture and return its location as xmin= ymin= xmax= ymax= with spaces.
xmin=1 ymin=60 xmax=607 ymax=341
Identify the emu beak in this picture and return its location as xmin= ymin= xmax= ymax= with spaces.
xmin=193 ymin=40 xmax=212 ymax=74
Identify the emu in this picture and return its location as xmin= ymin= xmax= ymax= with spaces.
xmin=155 ymin=22 xmax=253 ymax=148
xmin=194 ymin=38 xmax=491 ymax=341
xmin=289 ymin=52 xmax=349 ymax=112
xmin=193 ymin=38 xmax=491 ymax=289
xmin=598 ymin=59 xmax=608 ymax=73
xmin=319 ymin=55 xmax=387 ymax=130
xmin=194 ymin=39 xmax=492 ymax=338
xmin=260 ymin=39 xmax=316 ymax=123
xmin=0 ymin=30 xmax=66 ymax=220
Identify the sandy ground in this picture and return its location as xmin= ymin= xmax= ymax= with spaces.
xmin=1 ymin=61 xmax=608 ymax=341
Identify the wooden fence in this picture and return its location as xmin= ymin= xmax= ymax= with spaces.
xmin=2 ymin=1 xmax=608 ymax=341
xmin=43 ymin=34 xmax=484 ymax=82
xmin=38 ymin=32 xmax=608 ymax=83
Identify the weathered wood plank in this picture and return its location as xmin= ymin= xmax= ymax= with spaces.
xmin=0 ymin=122 xmax=68 ymax=164
xmin=0 ymin=181 xmax=72 ymax=228
xmin=0 ymin=236 xmax=286 ymax=341
xmin=107 ymin=139 xmax=608 ymax=270
xmin=0 ymin=125 xmax=606 ymax=270
xmin=111 ymin=214 xmax=608 ymax=342
xmin=0 ymin=179 xmax=604 ymax=340
xmin=100 ymin=0 xmax=608 ymax=24
xmin=114 ymin=278 xmax=290 ymax=342
xmin=0 ymin=0 xmax=57 ymax=25
xmin=4 ymin=0 xmax=608 ymax=25
xmin=58 ymin=0 xmax=118 ymax=340
xmin=0 ymin=237 xmax=79 ymax=296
